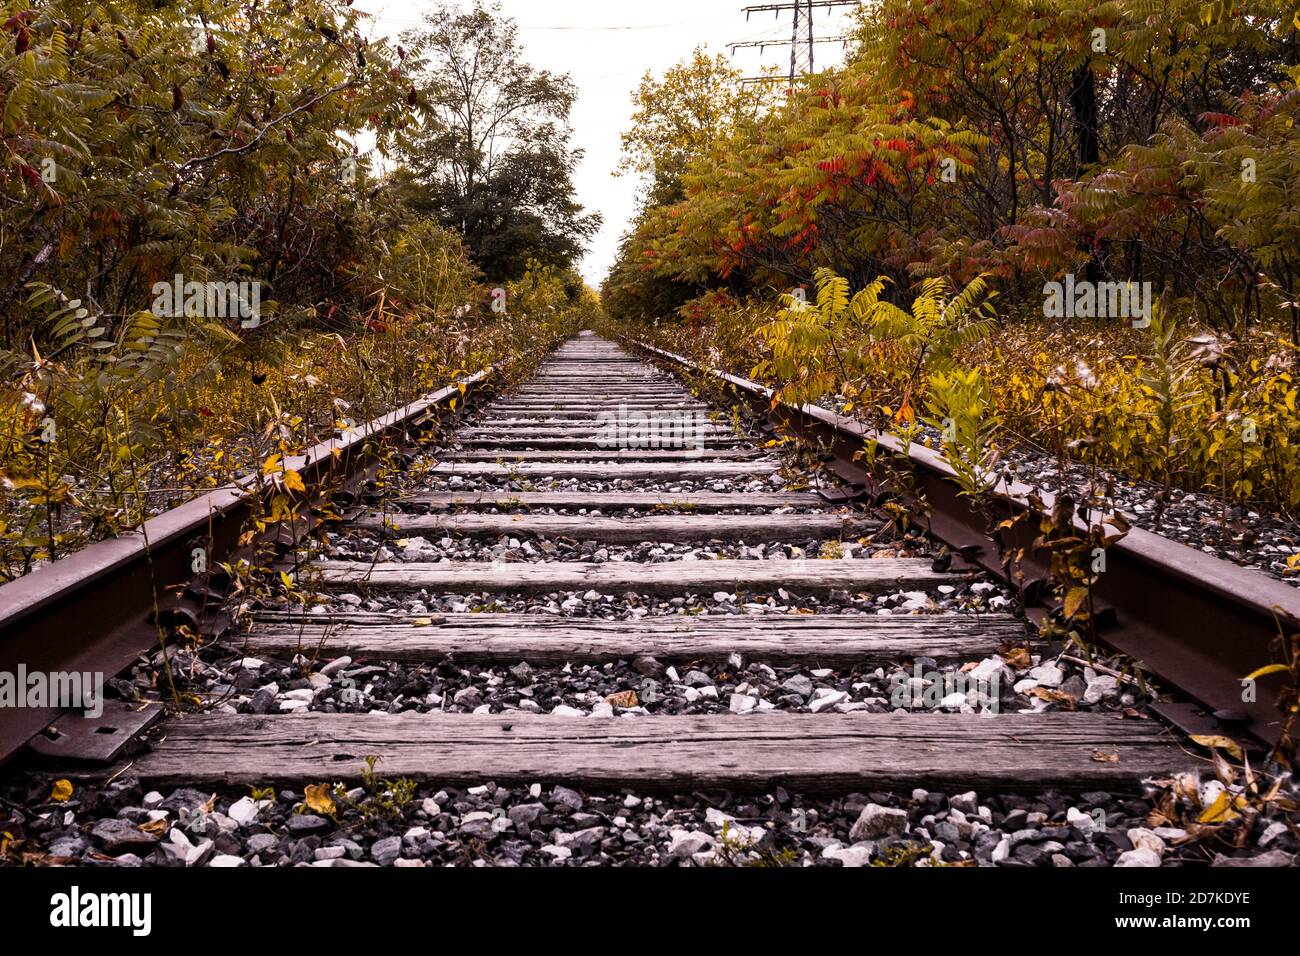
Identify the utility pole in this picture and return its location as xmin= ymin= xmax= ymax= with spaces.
xmin=732 ymin=1 xmax=859 ymax=85
xmin=807 ymin=0 xmax=814 ymax=73
xmin=789 ymin=0 xmax=800 ymax=84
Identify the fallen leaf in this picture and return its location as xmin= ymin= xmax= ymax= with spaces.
xmin=1032 ymin=687 xmax=1077 ymax=708
xmin=1197 ymin=790 xmax=1241 ymax=824
xmin=1003 ymin=646 xmax=1032 ymax=670
xmin=1091 ymin=750 xmax=1119 ymax=763
xmin=139 ymin=818 xmax=169 ymax=837
xmin=1190 ymin=734 xmax=1244 ymax=760
xmin=50 ymin=780 xmax=73 ymax=803
xmin=605 ymin=690 xmax=638 ymax=709
xmin=304 ymin=783 xmax=336 ymax=817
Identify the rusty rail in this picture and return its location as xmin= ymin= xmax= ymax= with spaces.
xmin=626 ymin=338 xmax=1300 ymax=748
xmin=0 ymin=363 xmax=510 ymax=765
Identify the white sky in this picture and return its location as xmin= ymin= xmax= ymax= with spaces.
xmin=352 ymin=0 xmax=858 ymax=286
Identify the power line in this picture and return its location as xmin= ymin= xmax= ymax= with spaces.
xmin=728 ymin=35 xmax=849 ymax=52
xmin=732 ymin=1 xmax=857 ymax=84
xmin=743 ymin=1 xmax=861 ymax=16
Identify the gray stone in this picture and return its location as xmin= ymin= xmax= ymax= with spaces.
xmin=313 ymin=858 xmax=378 ymax=868
xmin=458 ymin=816 xmax=496 ymax=840
xmin=949 ymin=791 xmax=979 ymax=814
xmin=185 ymin=839 xmax=215 ymax=867
xmin=667 ymin=831 xmax=714 ymax=860
xmin=780 ymin=675 xmax=814 ymax=698
xmin=632 ymin=655 xmax=665 ymax=678
xmin=319 ymin=656 xmax=353 ymax=677
xmin=1013 ymin=843 xmax=1047 ymax=866
xmin=566 ymin=827 xmax=606 ymax=851
xmin=159 ymin=788 xmax=211 ymax=813
xmin=1059 ymin=675 xmax=1086 ymax=701
xmin=550 ymin=786 xmax=584 ymax=812
xmin=370 ymin=836 xmax=403 ymax=866
xmin=90 ymin=819 xmax=159 ymax=855
xmin=286 ymin=814 xmax=330 ymax=835
xmin=246 ymin=833 xmax=280 ymax=855
xmin=453 ymin=686 xmax=483 ymax=708
xmin=849 ymin=804 xmax=909 ymax=841
xmin=934 ymin=821 xmax=962 ymax=844
xmin=509 ymin=662 xmax=534 ymax=684
xmin=508 ymin=803 xmax=546 ymax=828
xmin=47 ymin=837 xmax=89 ymax=858
xmin=1083 ymin=675 xmax=1119 ymax=705
xmin=1115 ymin=847 xmax=1163 ymax=867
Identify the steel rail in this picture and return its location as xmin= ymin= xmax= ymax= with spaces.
xmin=0 ymin=355 xmax=526 ymax=766
xmin=624 ymin=337 xmax=1300 ymax=748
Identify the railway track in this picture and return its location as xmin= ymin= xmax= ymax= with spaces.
xmin=2 ymin=332 xmax=1296 ymax=869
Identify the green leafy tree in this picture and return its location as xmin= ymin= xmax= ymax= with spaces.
xmin=390 ymin=1 xmax=599 ymax=281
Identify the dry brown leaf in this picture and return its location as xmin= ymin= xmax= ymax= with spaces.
xmin=1003 ymin=646 xmax=1032 ymax=670
xmin=605 ymin=690 xmax=638 ymax=709
xmin=1031 ymin=687 xmax=1077 ymax=709
xmin=1091 ymin=750 xmax=1119 ymax=763
xmin=138 ymin=818 xmax=169 ymax=837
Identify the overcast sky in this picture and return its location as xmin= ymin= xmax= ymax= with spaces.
xmin=352 ymin=0 xmax=858 ymax=286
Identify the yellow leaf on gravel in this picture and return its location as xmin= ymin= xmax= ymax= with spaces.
xmin=1003 ymin=646 xmax=1032 ymax=670
xmin=50 ymin=779 xmax=73 ymax=802
xmin=139 ymin=818 xmax=169 ymax=837
xmin=304 ymin=784 xmax=336 ymax=817
xmin=1190 ymin=734 xmax=1244 ymax=760
xmin=605 ymin=690 xmax=638 ymax=709
xmin=1032 ymin=687 xmax=1077 ymax=708
xmin=1198 ymin=791 xmax=1241 ymax=824
xmin=283 ymin=469 xmax=306 ymax=494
